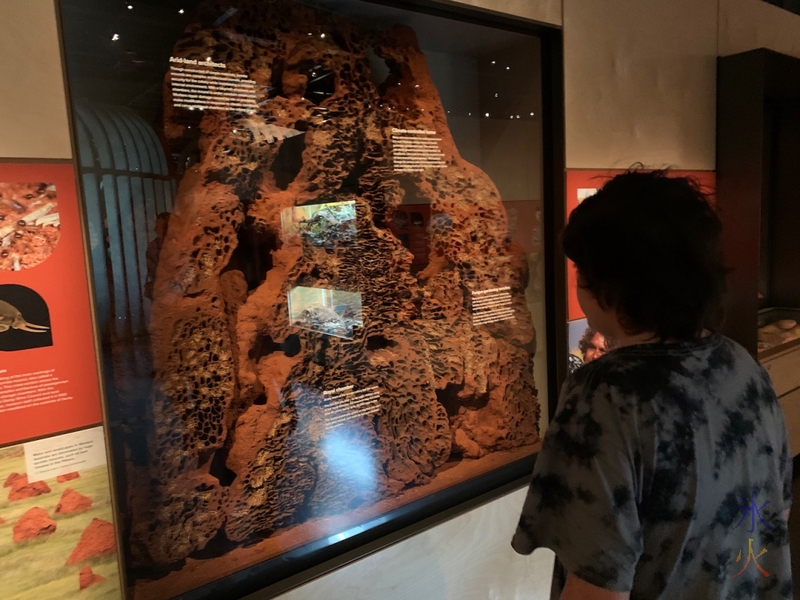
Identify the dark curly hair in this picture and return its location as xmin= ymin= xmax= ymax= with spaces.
xmin=563 ymin=169 xmax=728 ymax=341
xmin=578 ymin=327 xmax=615 ymax=355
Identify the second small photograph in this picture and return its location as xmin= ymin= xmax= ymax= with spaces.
xmin=0 ymin=284 xmax=52 ymax=352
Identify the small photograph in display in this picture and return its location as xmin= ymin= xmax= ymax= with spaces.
xmin=0 ymin=285 xmax=52 ymax=352
xmin=0 ymin=183 xmax=60 ymax=271
xmin=0 ymin=440 xmax=120 ymax=599
xmin=280 ymin=200 xmax=357 ymax=249
xmin=567 ymin=317 xmax=615 ymax=374
xmin=288 ymin=286 xmax=363 ymax=339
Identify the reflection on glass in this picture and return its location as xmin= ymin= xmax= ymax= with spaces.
xmin=281 ymin=200 xmax=357 ymax=248
xmin=320 ymin=427 xmax=380 ymax=502
xmin=288 ymin=286 xmax=363 ymax=339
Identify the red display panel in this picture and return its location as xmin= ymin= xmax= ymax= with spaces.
xmin=565 ymin=169 xmax=716 ymax=321
xmin=0 ymin=163 xmax=102 ymax=445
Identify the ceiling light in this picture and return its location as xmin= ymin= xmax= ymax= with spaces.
xmin=112 ymin=33 xmax=119 ymax=41
xmin=485 ymin=112 xmax=489 ymax=117
xmin=178 ymin=8 xmax=184 ymax=14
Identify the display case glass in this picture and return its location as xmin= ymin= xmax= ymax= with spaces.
xmin=59 ymin=0 xmax=561 ymax=597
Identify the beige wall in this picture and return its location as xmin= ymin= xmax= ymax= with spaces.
xmin=452 ymin=0 xmax=561 ymax=25
xmin=719 ymin=0 xmax=800 ymax=58
xmin=273 ymin=489 xmax=555 ymax=600
xmin=563 ymin=0 xmax=717 ymax=170
xmin=0 ymin=0 xmax=72 ymax=159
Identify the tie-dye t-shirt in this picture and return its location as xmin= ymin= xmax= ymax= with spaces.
xmin=512 ymin=335 xmax=793 ymax=599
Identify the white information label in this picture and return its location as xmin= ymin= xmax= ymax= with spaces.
xmin=471 ymin=286 xmax=515 ymax=325
xmin=24 ymin=426 xmax=107 ymax=480
xmin=577 ymin=188 xmax=598 ymax=203
xmin=391 ymin=128 xmax=446 ymax=173
xmin=170 ymin=61 xmax=258 ymax=114
xmin=322 ymin=385 xmax=381 ymax=430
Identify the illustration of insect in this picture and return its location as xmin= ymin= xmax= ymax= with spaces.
xmin=0 ymin=300 xmax=49 ymax=333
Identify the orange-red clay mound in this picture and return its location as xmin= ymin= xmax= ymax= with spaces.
xmin=56 ymin=488 xmax=92 ymax=514
xmin=79 ymin=566 xmax=106 ymax=590
xmin=13 ymin=507 xmax=57 ymax=542
xmin=66 ymin=518 xmax=116 ymax=564
xmin=3 ymin=472 xmax=24 ymax=488
xmin=8 ymin=475 xmax=51 ymax=501
xmin=57 ymin=472 xmax=80 ymax=483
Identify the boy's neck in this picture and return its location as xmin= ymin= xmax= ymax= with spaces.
xmin=612 ymin=329 xmax=709 ymax=349
xmin=613 ymin=330 xmax=663 ymax=348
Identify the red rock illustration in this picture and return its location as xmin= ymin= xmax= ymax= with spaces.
xmin=79 ymin=566 xmax=106 ymax=590
xmin=56 ymin=488 xmax=93 ymax=514
xmin=13 ymin=507 xmax=57 ymax=542
xmin=57 ymin=472 xmax=80 ymax=483
xmin=0 ymin=516 xmax=5 ymax=525
xmin=66 ymin=519 xmax=117 ymax=564
xmin=8 ymin=475 xmax=51 ymax=501
xmin=3 ymin=472 xmax=23 ymax=488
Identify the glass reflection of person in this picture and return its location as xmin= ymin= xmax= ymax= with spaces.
xmin=579 ymin=327 xmax=613 ymax=363
xmin=512 ymin=170 xmax=791 ymax=600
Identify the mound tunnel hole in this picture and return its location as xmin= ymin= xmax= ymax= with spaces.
xmin=226 ymin=218 xmax=277 ymax=290
xmin=270 ymin=132 xmax=306 ymax=190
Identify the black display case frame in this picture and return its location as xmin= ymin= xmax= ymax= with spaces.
xmin=717 ymin=48 xmax=800 ymax=355
xmin=55 ymin=0 xmax=567 ymax=597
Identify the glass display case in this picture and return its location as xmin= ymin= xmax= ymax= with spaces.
xmin=59 ymin=0 xmax=565 ymax=597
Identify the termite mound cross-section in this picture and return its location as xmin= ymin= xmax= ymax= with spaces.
xmin=131 ymin=0 xmax=540 ymax=570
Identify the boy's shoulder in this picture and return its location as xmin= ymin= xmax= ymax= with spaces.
xmin=564 ymin=335 xmax=771 ymax=407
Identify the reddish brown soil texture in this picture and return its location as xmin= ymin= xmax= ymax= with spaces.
xmin=13 ymin=507 xmax=57 ymax=542
xmin=127 ymin=0 xmax=540 ymax=579
xmin=67 ymin=519 xmax=117 ymax=564
xmin=135 ymin=444 xmax=539 ymax=600
xmin=56 ymin=488 xmax=93 ymax=514
xmin=79 ymin=567 xmax=106 ymax=590
xmin=0 ymin=182 xmax=59 ymax=271
xmin=8 ymin=475 xmax=51 ymax=501
xmin=57 ymin=472 xmax=80 ymax=483
xmin=0 ymin=516 xmax=5 ymax=525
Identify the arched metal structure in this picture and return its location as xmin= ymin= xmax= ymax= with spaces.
xmin=74 ymin=102 xmax=176 ymax=339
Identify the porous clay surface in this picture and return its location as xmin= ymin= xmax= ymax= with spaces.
xmin=129 ymin=0 xmax=540 ymax=582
